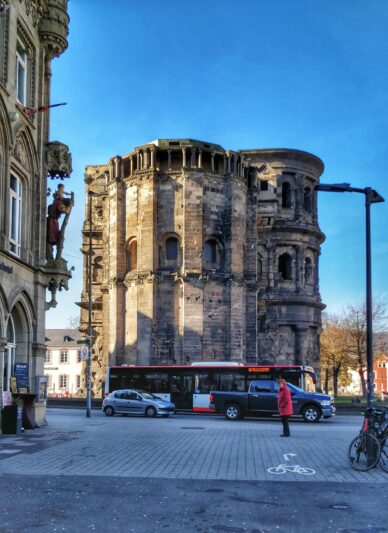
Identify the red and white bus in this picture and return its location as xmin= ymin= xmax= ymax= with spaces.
xmin=105 ymin=363 xmax=317 ymax=412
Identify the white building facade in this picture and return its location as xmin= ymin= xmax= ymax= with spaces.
xmin=45 ymin=329 xmax=83 ymax=397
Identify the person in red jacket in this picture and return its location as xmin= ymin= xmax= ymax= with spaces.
xmin=278 ymin=378 xmax=293 ymax=437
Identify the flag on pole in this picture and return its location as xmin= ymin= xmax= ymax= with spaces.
xmin=23 ymin=102 xmax=67 ymax=117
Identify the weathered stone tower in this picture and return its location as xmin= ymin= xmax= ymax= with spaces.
xmin=79 ymin=140 xmax=325 ymax=396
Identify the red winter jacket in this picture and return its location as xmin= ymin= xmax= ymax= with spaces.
xmin=278 ymin=385 xmax=293 ymax=416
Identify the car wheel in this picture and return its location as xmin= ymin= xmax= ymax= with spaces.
xmin=104 ymin=406 xmax=115 ymax=417
xmin=224 ymin=403 xmax=242 ymax=421
xmin=302 ymin=405 xmax=321 ymax=423
xmin=145 ymin=406 xmax=157 ymax=418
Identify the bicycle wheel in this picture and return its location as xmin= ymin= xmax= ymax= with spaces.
xmin=268 ymin=466 xmax=286 ymax=474
xmin=378 ymin=438 xmax=388 ymax=473
xmin=348 ymin=433 xmax=381 ymax=471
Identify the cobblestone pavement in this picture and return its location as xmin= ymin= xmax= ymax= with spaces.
xmin=0 ymin=409 xmax=387 ymax=482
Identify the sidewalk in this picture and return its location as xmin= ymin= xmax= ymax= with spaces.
xmin=1 ymin=409 xmax=387 ymax=482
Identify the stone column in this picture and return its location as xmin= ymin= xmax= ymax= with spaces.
xmin=223 ymin=156 xmax=227 ymax=175
xmin=106 ymin=177 xmax=126 ymax=364
xmin=211 ymin=152 xmax=215 ymax=172
xmin=143 ymin=149 xmax=149 ymax=169
xmin=191 ymin=147 xmax=196 ymax=167
xmin=137 ymin=172 xmax=157 ymax=364
xmin=0 ymin=337 xmax=7 ymax=414
xmin=296 ymin=246 xmax=303 ymax=292
xmin=225 ymin=176 xmax=247 ymax=359
xmin=198 ymin=150 xmax=203 ymax=169
xmin=266 ymin=241 xmax=275 ymax=288
xmin=295 ymin=174 xmax=303 ymax=220
xmin=182 ymin=148 xmax=187 ymax=168
xmin=136 ymin=151 xmax=140 ymax=170
xmin=227 ymin=155 xmax=232 ymax=174
xmin=312 ymin=188 xmax=318 ymax=224
xmin=150 ymin=147 xmax=156 ymax=169
xmin=130 ymin=156 xmax=134 ymax=175
xmin=232 ymin=154 xmax=237 ymax=175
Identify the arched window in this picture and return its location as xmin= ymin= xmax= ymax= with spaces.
xmin=127 ymin=240 xmax=137 ymax=271
xmin=166 ymin=237 xmax=178 ymax=261
xmin=204 ymin=239 xmax=217 ymax=264
xmin=278 ymin=253 xmax=292 ymax=280
xmin=304 ymin=257 xmax=313 ymax=283
xmin=304 ymin=187 xmax=312 ymax=212
xmin=282 ymin=182 xmax=291 ymax=208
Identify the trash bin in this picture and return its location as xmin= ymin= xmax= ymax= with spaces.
xmin=1 ymin=404 xmax=23 ymax=435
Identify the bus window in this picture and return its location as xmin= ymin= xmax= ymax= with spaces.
xmin=143 ymin=373 xmax=170 ymax=393
xmin=110 ymin=371 xmax=130 ymax=391
xmin=194 ymin=373 xmax=218 ymax=393
xmin=218 ymin=373 xmax=245 ymax=392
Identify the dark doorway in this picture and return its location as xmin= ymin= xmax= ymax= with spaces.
xmin=171 ymin=373 xmax=194 ymax=410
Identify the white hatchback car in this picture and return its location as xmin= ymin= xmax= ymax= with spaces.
xmin=102 ymin=389 xmax=175 ymax=418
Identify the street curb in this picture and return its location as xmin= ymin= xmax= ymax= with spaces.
xmin=46 ymin=398 xmax=364 ymax=415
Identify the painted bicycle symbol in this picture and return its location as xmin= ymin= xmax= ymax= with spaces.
xmin=268 ymin=464 xmax=316 ymax=475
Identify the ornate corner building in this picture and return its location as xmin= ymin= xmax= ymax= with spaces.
xmin=0 ymin=0 xmax=70 ymax=426
xmin=80 ymin=140 xmax=325 ymax=396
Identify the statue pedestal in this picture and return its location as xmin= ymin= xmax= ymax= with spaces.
xmin=42 ymin=258 xmax=72 ymax=310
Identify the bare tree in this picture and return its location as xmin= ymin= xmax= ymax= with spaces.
xmin=342 ymin=301 xmax=387 ymax=396
xmin=67 ymin=315 xmax=80 ymax=329
xmin=320 ymin=313 xmax=351 ymax=396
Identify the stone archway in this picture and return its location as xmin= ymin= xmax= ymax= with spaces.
xmin=3 ymin=297 xmax=34 ymax=393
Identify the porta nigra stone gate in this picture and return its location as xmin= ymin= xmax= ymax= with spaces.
xmin=79 ymin=140 xmax=325 ymax=397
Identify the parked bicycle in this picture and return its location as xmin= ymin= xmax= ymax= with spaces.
xmin=348 ymin=405 xmax=388 ymax=472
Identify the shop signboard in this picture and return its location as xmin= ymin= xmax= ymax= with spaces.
xmin=14 ymin=363 xmax=29 ymax=392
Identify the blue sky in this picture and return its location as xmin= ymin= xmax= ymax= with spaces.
xmin=47 ymin=0 xmax=388 ymax=328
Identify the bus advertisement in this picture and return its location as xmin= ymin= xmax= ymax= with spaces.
xmin=105 ymin=363 xmax=317 ymax=412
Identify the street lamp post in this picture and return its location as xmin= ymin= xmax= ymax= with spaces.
xmin=315 ymin=183 xmax=384 ymax=408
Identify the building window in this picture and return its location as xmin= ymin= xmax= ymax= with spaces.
xmin=282 ymin=182 xmax=291 ymax=208
xmin=59 ymin=375 xmax=68 ymax=388
xmin=76 ymin=375 xmax=81 ymax=388
xmin=304 ymin=187 xmax=312 ymax=212
xmin=166 ymin=237 xmax=178 ymax=261
xmin=16 ymin=41 xmax=27 ymax=105
xmin=278 ymin=253 xmax=292 ymax=280
xmin=304 ymin=257 xmax=313 ymax=283
xmin=45 ymin=350 xmax=51 ymax=364
xmin=204 ymin=239 xmax=217 ymax=264
xmin=9 ymin=174 xmax=22 ymax=256
xmin=260 ymin=180 xmax=269 ymax=191
xmin=127 ymin=240 xmax=137 ymax=271
xmin=77 ymin=350 xmax=81 ymax=363
xmin=60 ymin=350 xmax=68 ymax=363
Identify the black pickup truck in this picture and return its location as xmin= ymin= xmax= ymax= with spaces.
xmin=209 ymin=380 xmax=335 ymax=423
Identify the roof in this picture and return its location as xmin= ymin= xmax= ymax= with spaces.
xmin=45 ymin=329 xmax=83 ymax=347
